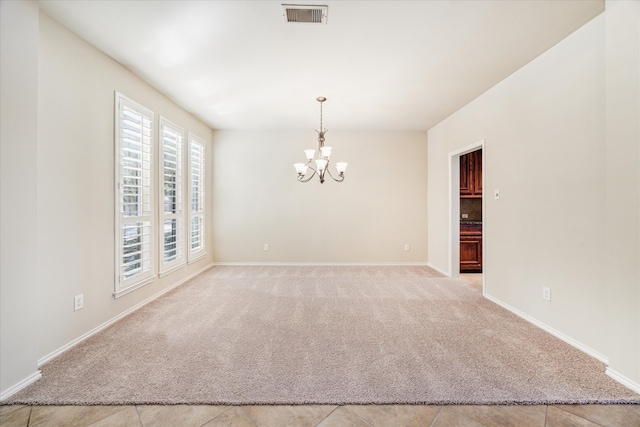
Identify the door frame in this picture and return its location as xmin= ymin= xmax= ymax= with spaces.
xmin=448 ymin=140 xmax=485 ymax=285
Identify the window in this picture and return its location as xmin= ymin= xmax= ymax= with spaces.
xmin=114 ymin=93 xmax=207 ymax=296
xmin=188 ymin=133 xmax=206 ymax=262
xmin=159 ymin=117 xmax=184 ymax=275
xmin=115 ymin=93 xmax=154 ymax=296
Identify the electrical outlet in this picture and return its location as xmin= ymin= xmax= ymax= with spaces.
xmin=74 ymin=294 xmax=84 ymax=311
xmin=542 ymin=287 xmax=551 ymax=302
xmin=404 ymin=244 xmax=410 ymax=252
xmin=264 ymin=243 xmax=269 ymax=251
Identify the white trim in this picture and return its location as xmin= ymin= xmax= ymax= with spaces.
xmin=187 ymin=252 xmax=207 ymax=265
xmin=212 ymin=262 xmax=430 ymax=266
xmin=113 ymin=275 xmax=155 ymax=299
xmin=484 ymin=293 xmax=609 ymax=364
xmin=426 ymin=262 xmax=451 ymax=277
xmin=0 ymin=370 xmax=41 ymax=401
xmin=448 ymin=150 xmax=460 ymax=277
xmin=158 ymin=262 xmax=186 ymax=278
xmin=39 ymin=263 xmax=214 ymax=367
xmin=606 ymin=368 xmax=640 ymax=394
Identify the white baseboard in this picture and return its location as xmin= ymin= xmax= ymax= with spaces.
xmin=38 ymin=263 xmax=214 ymax=367
xmin=483 ymin=293 xmax=609 ymax=365
xmin=212 ymin=262 xmax=430 ymax=266
xmin=606 ymin=368 xmax=640 ymax=394
xmin=0 ymin=370 xmax=41 ymax=402
xmin=426 ymin=262 xmax=450 ymax=277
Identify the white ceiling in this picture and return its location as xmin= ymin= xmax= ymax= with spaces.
xmin=38 ymin=0 xmax=604 ymax=131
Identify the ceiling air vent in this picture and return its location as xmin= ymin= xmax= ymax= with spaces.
xmin=282 ymin=4 xmax=328 ymax=24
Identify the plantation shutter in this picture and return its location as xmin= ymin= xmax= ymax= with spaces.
xmin=115 ymin=93 xmax=154 ymax=296
xmin=159 ymin=118 xmax=184 ymax=274
xmin=188 ymin=134 xmax=206 ymax=262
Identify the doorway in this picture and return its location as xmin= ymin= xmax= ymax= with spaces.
xmin=449 ymin=141 xmax=484 ymax=293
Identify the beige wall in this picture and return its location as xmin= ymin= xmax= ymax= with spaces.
xmin=0 ymin=0 xmax=40 ymax=395
xmin=605 ymin=0 xmax=640 ymax=388
xmin=429 ymin=13 xmax=607 ymax=354
xmin=428 ymin=1 xmax=640 ymax=389
xmin=35 ymin=11 xmax=215 ymax=359
xmin=1 ymin=8 xmax=214 ymax=397
xmin=212 ymin=130 xmax=428 ymax=263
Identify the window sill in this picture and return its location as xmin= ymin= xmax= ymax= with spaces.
xmin=113 ymin=276 xmax=155 ymax=299
xmin=188 ymin=252 xmax=207 ymax=265
xmin=158 ymin=262 xmax=186 ymax=278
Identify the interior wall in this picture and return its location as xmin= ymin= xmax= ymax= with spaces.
xmin=0 ymin=0 xmax=40 ymax=396
xmin=32 ymin=12 xmax=214 ymax=379
xmin=428 ymin=13 xmax=609 ymax=360
xmin=212 ymin=130 xmax=428 ymax=263
xmin=604 ymin=0 xmax=640 ymax=388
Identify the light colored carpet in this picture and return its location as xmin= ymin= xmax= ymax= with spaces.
xmin=6 ymin=265 xmax=640 ymax=405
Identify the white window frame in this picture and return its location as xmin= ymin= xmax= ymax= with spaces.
xmin=188 ymin=133 xmax=206 ymax=263
xmin=158 ymin=117 xmax=185 ymax=276
xmin=114 ymin=92 xmax=155 ymax=298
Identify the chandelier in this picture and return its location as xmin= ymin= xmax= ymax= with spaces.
xmin=294 ymin=97 xmax=348 ymax=184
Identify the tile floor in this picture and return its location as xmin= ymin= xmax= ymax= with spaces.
xmin=3 ymin=276 xmax=638 ymax=427
xmin=1 ymin=403 xmax=639 ymax=426
xmin=459 ymin=273 xmax=483 ymax=292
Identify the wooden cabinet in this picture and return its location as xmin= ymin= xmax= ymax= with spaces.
xmin=459 ymin=149 xmax=483 ymax=272
xmin=460 ymin=150 xmax=482 ymax=198
xmin=460 ymin=223 xmax=482 ymax=273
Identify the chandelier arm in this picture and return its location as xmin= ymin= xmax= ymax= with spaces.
xmin=297 ymin=164 xmax=317 ymax=183
xmin=326 ymin=168 xmax=345 ymax=182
